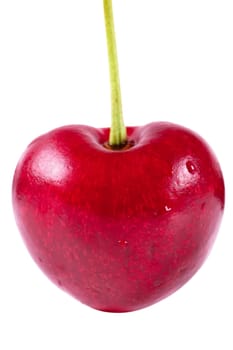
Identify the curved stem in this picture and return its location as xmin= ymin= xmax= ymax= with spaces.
xmin=103 ymin=0 xmax=127 ymax=147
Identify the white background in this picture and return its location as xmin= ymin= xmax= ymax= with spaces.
xmin=0 ymin=0 xmax=232 ymax=349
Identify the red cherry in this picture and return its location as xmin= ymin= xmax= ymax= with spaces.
xmin=12 ymin=0 xmax=225 ymax=312
xmin=12 ymin=122 xmax=224 ymax=312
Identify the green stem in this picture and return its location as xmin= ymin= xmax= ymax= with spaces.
xmin=103 ymin=0 xmax=127 ymax=147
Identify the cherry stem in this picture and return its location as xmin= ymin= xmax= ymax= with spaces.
xmin=103 ymin=0 xmax=127 ymax=147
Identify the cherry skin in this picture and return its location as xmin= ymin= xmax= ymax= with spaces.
xmin=12 ymin=122 xmax=224 ymax=312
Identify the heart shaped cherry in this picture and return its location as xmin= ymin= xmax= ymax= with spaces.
xmin=12 ymin=0 xmax=224 ymax=312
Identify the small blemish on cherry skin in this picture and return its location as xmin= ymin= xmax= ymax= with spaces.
xmin=117 ymin=239 xmax=129 ymax=248
xmin=186 ymin=160 xmax=196 ymax=174
xmin=164 ymin=205 xmax=172 ymax=212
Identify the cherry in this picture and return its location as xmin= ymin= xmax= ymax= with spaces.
xmin=12 ymin=0 xmax=224 ymax=312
